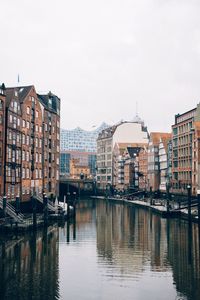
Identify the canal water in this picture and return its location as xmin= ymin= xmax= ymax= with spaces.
xmin=0 ymin=199 xmax=200 ymax=300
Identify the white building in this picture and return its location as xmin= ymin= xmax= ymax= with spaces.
xmin=158 ymin=134 xmax=171 ymax=192
xmin=96 ymin=118 xmax=149 ymax=190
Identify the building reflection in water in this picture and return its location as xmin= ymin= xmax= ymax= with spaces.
xmin=0 ymin=226 xmax=59 ymax=300
xmin=95 ymin=200 xmax=200 ymax=300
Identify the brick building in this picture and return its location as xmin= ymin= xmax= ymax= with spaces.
xmin=113 ymin=143 xmax=145 ymax=191
xmin=70 ymin=158 xmax=91 ymax=179
xmin=2 ymin=86 xmax=60 ymax=202
xmin=0 ymin=84 xmax=6 ymax=196
xmin=138 ymin=146 xmax=148 ymax=191
xmin=171 ymin=104 xmax=200 ymax=196
xmin=20 ymin=86 xmax=43 ymax=200
xmin=37 ymin=92 xmax=60 ymax=197
xmin=5 ymin=87 xmax=22 ymax=199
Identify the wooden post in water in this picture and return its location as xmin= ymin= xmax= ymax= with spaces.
xmin=43 ymin=194 xmax=48 ymax=226
xmin=187 ymin=185 xmax=191 ymax=222
xmin=150 ymin=187 xmax=153 ymax=206
xmin=31 ymin=195 xmax=37 ymax=230
xmin=3 ymin=196 xmax=6 ymax=219
xmin=197 ymin=190 xmax=200 ymax=227
xmin=73 ymin=192 xmax=76 ymax=216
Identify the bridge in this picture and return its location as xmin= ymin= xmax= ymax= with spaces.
xmin=59 ymin=177 xmax=96 ymax=199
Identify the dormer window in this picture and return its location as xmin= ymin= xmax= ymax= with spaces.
xmin=49 ymin=98 xmax=52 ymax=106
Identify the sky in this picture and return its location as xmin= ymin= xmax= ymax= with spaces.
xmin=1 ymin=0 xmax=200 ymax=132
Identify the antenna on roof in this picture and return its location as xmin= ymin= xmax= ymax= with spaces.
xmin=17 ymin=74 xmax=20 ymax=85
xmin=136 ymin=101 xmax=138 ymax=116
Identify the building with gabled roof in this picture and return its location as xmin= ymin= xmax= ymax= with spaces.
xmin=97 ymin=118 xmax=149 ymax=190
xmin=148 ymin=132 xmax=171 ymax=192
xmin=3 ymin=85 xmax=60 ymax=202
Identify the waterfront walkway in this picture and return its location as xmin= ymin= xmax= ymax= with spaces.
xmin=91 ymin=195 xmax=199 ymax=222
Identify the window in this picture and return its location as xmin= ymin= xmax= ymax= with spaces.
xmin=8 ymin=147 xmax=11 ymax=159
xmin=35 ymin=137 xmax=38 ymax=147
xmin=17 ymin=134 xmax=20 ymax=143
xmin=17 ymin=118 xmax=20 ymax=126
xmin=22 ymin=168 xmax=25 ymax=179
xmin=39 ymin=126 xmax=42 ymax=133
xmin=36 ymin=124 xmax=38 ymax=132
xmin=26 ymin=151 xmax=29 ymax=161
xmin=49 ymin=98 xmax=52 ymax=106
xmin=26 ymin=168 xmax=29 ymax=179
xmin=22 ymin=150 xmax=25 ymax=161
xmin=36 ymin=110 xmax=39 ymax=118
xmin=9 ymin=131 xmax=12 ymax=140
xmin=7 ymin=167 xmax=11 ymax=177
xmin=22 ymin=134 xmax=25 ymax=144
xmin=22 ymin=119 xmax=26 ymax=127
xmin=35 ymin=169 xmax=38 ymax=179
xmin=39 ymin=139 xmax=42 ymax=148
xmin=39 ymin=153 xmax=42 ymax=163
xmin=9 ymin=114 xmax=12 ymax=123
xmin=13 ymin=101 xmax=18 ymax=113
xmin=26 ymin=135 xmax=29 ymax=145
xmin=16 ymin=150 xmax=19 ymax=160
xmin=12 ymin=150 xmax=15 ymax=162
xmin=27 ymin=106 xmax=30 ymax=114
xmin=27 ymin=121 xmax=30 ymax=129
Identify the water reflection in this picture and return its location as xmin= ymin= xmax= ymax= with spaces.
xmin=0 ymin=200 xmax=200 ymax=300
xmin=0 ymin=226 xmax=59 ymax=300
xmin=95 ymin=200 xmax=200 ymax=300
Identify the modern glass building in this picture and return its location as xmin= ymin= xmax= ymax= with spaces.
xmin=60 ymin=122 xmax=108 ymax=152
xmin=60 ymin=123 xmax=109 ymax=177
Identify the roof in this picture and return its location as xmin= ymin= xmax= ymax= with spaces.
xmin=150 ymin=132 xmax=171 ymax=145
xmin=5 ymin=85 xmax=34 ymax=107
xmin=116 ymin=142 xmax=147 ymax=149
xmin=37 ymin=92 xmax=60 ymax=115
xmin=160 ymin=133 xmax=172 ymax=150
xmin=114 ymin=142 xmax=148 ymax=157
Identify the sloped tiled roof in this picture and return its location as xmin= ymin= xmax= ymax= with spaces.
xmin=150 ymin=132 xmax=171 ymax=145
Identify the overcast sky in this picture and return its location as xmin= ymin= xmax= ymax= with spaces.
xmin=1 ymin=0 xmax=200 ymax=132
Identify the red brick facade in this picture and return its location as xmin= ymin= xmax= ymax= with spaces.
xmin=2 ymin=86 xmax=60 ymax=202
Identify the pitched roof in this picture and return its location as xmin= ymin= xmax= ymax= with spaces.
xmin=5 ymin=85 xmax=34 ymax=107
xmin=37 ymin=92 xmax=60 ymax=114
xmin=150 ymin=132 xmax=171 ymax=145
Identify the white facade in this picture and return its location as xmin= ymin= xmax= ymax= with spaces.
xmin=159 ymin=141 xmax=168 ymax=191
xmin=97 ymin=121 xmax=149 ymax=190
xmin=113 ymin=123 xmax=148 ymax=146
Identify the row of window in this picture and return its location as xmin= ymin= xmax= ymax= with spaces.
xmin=22 ymin=168 xmax=42 ymax=179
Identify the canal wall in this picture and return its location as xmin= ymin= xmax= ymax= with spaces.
xmin=91 ymin=196 xmax=198 ymax=223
